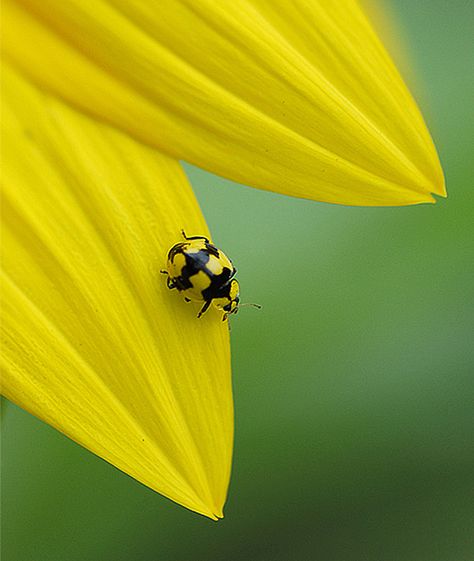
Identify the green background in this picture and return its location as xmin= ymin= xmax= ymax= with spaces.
xmin=2 ymin=1 xmax=473 ymax=559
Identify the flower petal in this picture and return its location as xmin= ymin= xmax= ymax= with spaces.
xmin=1 ymin=63 xmax=233 ymax=519
xmin=3 ymin=0 xmax=444 ymax=205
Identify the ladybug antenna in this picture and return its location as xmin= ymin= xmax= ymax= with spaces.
xmin=238 ymin=303 xmax=262 ymax=310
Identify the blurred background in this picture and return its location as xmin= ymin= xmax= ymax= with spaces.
xmin=2 ymin=1 xmax=473 ymax=560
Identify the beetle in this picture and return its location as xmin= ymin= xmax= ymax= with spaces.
xmin=161 ymin=230 xmax=244 ymax=320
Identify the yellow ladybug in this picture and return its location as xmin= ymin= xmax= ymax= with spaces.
xmin=162 ymin=231 xmax=259 ymax=320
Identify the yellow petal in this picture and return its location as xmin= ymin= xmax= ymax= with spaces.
xmin=0 ymin=63 xmax=233 ymax=520
xmin=3 ymin=0 xmax=444 ymax=205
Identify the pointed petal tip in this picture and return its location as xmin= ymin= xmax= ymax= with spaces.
xmin=214 ymin=508 xmax=225 ymax=521
xmin=196 ymin=506 xmax=224 ymax=521
xmin=430 ymin=153 xmax=447 ymax=199
xmin=199 ymin=500 xmax=225 ymax=521
xmin=207 ymin=501 xmax=225 ymax=521
xmin=435 ymin=177 xmax=448 ymax=199
xmin=427 ymin=171 xmax=447 ymax=202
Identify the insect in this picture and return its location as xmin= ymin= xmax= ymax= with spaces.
xmin=161 ymin=230 xmax=259 ymax=320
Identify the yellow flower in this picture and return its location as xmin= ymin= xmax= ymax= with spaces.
xmin=1 ymin=65 xmax=232 ymax=519
xmin=1 ymin=0 xmax=445 ymax=521
xmin=4 ymin=0 xmax=444 ymax=205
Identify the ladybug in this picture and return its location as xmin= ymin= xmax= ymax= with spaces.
xmin=162 ymin=231 xmax=259 ymax=320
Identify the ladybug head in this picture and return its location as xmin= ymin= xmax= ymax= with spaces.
xmin=220 ymin=280 xmax=261 ymax=321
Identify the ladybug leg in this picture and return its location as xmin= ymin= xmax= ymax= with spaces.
xmin=181 ymin=229 xmax=210 ymax=243
xmin=197 ymin=299 xmax=212 ymax=318
xmin=224 ymin=314 xmax=232 ymax=331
